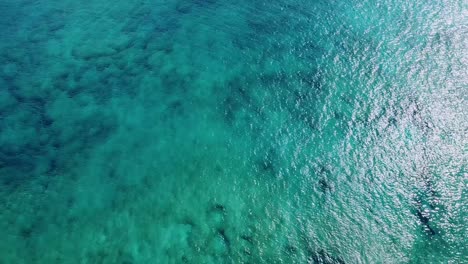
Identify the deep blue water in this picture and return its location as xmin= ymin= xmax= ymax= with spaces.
xmin=0 ymin=0 xmax=466 ymax=263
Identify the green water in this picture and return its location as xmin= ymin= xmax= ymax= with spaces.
xmin=0 ymin=0 xmax=466 ymax=263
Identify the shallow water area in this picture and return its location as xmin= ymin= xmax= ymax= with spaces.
xmin=0 ymin=0 xmax=466 ymax=263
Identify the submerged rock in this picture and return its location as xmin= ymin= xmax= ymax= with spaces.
xmin=318 ymin=177 xmax=332 ymax=193
xmin=416 ymin=210 xmax=436 ymax=236
xmin=309 ymin=249 xmax=346 ymax=264
xmin=211 ymin=230 xmax=229 ymax=256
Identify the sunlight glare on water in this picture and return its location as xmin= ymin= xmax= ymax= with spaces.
xmin=0 ymin=0 xmax=466 ymax=263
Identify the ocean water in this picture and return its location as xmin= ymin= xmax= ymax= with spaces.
xmin=0 ymin=0 xmax=466 ymax=263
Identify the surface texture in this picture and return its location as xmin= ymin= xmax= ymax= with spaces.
xmin=0 ymin=0 xmax=466 ymax=263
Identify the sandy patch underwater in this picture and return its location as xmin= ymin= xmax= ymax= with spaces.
xmin=0 ymin=0 xmax=466 ymax=263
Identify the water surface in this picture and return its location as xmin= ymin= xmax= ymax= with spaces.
xmin=0 ymin=0 xmax=466 ymax=263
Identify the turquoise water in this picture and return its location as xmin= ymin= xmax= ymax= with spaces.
xmin=0 ymin=0 xmax=466 ymax=263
